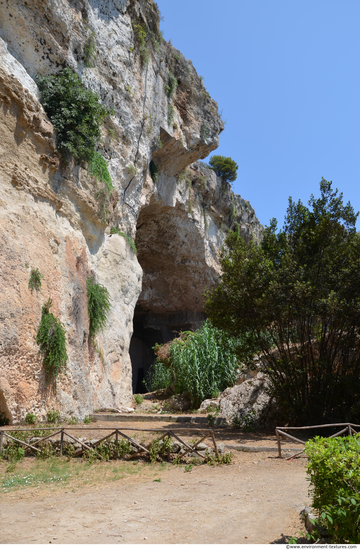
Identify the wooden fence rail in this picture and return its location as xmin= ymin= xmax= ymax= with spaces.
xmin=275 ymin=422 xmax=359 ymax=460
xmin=0 ymin=426 xmax=219 ymax=460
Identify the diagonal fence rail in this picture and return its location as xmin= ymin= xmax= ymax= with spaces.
xmin=275 ymin=422 xmax=360 ymax=460
xmin=0 ymin=426 xmax=219 ymax=461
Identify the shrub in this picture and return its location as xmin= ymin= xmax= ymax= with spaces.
xmin=2 ymin=443 xmax=25 ymax=463
xmin=147 ymin=320 xmax=239 ymax=408
xmin=110 ymin=228 xmax=137 ymax=254
xmin=167 ymin=104 xmax=175 ymax=125
xmin=86 ymin=277 xmax=111 ymax=341
xmin=46 ymin=409 xmax=61 ymax=424
xmin=88 ymin=151 xmax=112 ymax=188
xmin=306 ymin=435 xmax=360 ymax=543
xmin=134 ymin=394 xmax=144 ymax=406
xmin=206 ymin=180 xmax=360 ymax=424
xmin=84 ymin=33 xmax=96 ymax=67
xmin=145 ymin=360 xmax=172 ymax=392
xmin=208 ymin=155 xmax=238 ymax=183
xmin=165 ymin=72 xmax=178 ymax=99
xmin=36 ymin=299 xmax=68 ymax=384
xmin=88 ymin=151 xmax=114 ymax=221
xmin=25 ymin=413 xmax=37 ymax=425
xmin=127 ymin=163 xmax=137 ymax=177
xmin=36 ymin=68 xmax=112 ymax=163
xmin=28 ymin=268 xmax=44 ymax=291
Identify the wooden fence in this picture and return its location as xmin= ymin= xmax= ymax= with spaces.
xmin=275 ymin=422 xmax=360 ymax=460
xmin=0 ymin=426 xmax=219 ymax=460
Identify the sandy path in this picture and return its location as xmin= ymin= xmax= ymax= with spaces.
xmin=0 ymin=451 xmax=309 ymax=544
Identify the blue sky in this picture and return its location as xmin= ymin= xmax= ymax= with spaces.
xmin=156 ymin=0 xmax=360 ymax=229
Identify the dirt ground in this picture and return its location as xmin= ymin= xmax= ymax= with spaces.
xmin=0 ymin=420 xmax=309 ymax=545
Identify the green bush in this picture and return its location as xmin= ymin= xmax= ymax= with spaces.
xmin=28 ymin=268 xmax=44 ymax=291
xmin=208 ymin=155 xmax=238 ymax=183
xmin=147 ymin=320 xmax=239 ymax=408
xmin=134 ymin=394 xmax=144 ymax=406
xmin=25 ymin=413 xmax=37 ymax=425
xmin=36 ymin=68 xmax=112 ymax=163
xmin=86 ymin=277 xmax=111 ymax=341
xmin=306 ymin=435 xmax=360 ymax=543
xmin=165 ymin=72 xmax=178 ymax=99
xmin=36 ymin=299 xmax=68 ymax=383
xmin=145 ymin=360 xmax=172 ymax=392
xmin=84 ymin=33 xmax=96 ymax=67
xmin=46 ymin=409 xmax=61 ymax=424
xmin=88 ymin=151 xmax=113 ymax=188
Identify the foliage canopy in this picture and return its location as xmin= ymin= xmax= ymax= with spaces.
xmin=206 ymin=179 xmax=360 ymax=424
xmin=208 ymin=155 xmax=238 ymax=183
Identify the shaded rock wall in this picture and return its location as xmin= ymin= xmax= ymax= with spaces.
xmin=0 ymin=0 xmax=262 ymax=422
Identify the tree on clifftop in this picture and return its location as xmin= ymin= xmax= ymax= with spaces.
xmin=208 ymin=155 xmax=238 ymax=183
xmin=205 ymin=179 xmax=360 ymax=425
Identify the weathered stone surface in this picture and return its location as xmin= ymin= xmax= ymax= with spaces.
xmin=220 ymin=373 xmax=273 ymax=428
xmin=0 ymin=0 xmax=262 ymax=423
xmin=198 ymin=398 xmax=221 ymax=412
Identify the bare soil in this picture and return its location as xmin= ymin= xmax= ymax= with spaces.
xmin=0 ymin=420 xmax=309 ymax=544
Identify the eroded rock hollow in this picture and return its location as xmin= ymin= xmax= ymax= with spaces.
xmin=0 ymin=0 xmax=262 ymax=422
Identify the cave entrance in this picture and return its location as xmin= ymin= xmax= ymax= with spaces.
xmin=129 ymin=200 xmax=210 ymax=394
xmin=0 ymin=389 xmax=11 ymax=425
xmin=129 ymin=311 xmax=198 ymax=394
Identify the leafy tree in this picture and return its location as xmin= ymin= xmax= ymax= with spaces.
xmin=208 ymin=155 xmax=238 ymax=183
xmin=205 ymin=179 xmax=360 ymax=424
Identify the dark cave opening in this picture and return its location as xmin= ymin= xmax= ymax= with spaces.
xmin=130 ymin=200 xmax=209 ymax=394
xmin=129 ymin=309 xmax=206 ymax=394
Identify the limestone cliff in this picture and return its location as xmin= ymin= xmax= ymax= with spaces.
xmin=0 ymin=0 xmax=262 ymax=423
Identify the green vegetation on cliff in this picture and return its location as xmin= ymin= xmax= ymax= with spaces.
xmin=36 ymin=299 xmax=68 ymax=385
xmin=36 ymin=68 xmax=112 ymax=165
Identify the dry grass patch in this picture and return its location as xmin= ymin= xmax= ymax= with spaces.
xmin=0 ymin=456 xmax=170 ymax=494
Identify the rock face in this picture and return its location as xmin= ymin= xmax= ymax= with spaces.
xmin=0 ymin=0 xmax=262 ymax=423
xmin=219 ymin=373 xmax=273 ymax=429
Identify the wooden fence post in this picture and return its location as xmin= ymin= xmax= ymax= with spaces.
xmin=275 ymin=429 xmax=282 ymax=458
xmin=0 ymin=431 xmax=3 ymax=453
xmin=60 ymin=428 xmax=64 ymax=456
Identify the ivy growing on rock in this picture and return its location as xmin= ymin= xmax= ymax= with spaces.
xmin=36 ymin=298 xmax=68 ymax=385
